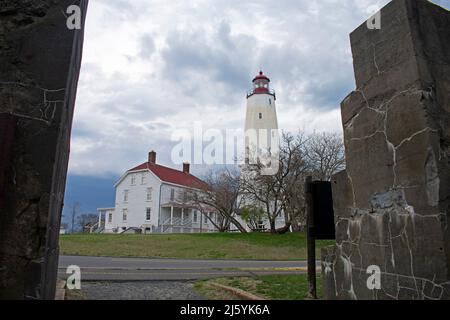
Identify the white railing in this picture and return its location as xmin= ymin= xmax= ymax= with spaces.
xmin=159 ymin=217 xmax=194 ymax=233
xmin=89 ymin=222 xmax=99 ymax=233
xmin=247 ymin=88 xmax=276 ymax=98
xmin=181 ymin=219 xmax=193 ymax=227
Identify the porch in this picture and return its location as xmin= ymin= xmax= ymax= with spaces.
xmin=157 ymin=203 xmax=215 ymax=233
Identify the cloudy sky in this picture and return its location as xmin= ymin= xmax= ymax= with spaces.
xmin=63 ymin=0 xmax=449 ymax=218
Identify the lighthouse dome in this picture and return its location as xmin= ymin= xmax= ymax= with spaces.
xmin=252 ymin=71 xmax=270 ymax=83
xmin=247 ymin=70 xmax=276 ymax=99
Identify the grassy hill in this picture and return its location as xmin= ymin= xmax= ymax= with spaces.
xmin=59 ymin=232 xmax=334 ymax=260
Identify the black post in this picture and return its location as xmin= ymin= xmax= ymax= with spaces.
xmin=305 ymin=176 xmax=317 ymax=299
xmin=0 ymin=114 xmax=16 ymax=210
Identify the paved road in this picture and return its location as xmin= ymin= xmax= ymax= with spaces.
xmin=58 ymin=255 xmax=314 ymax=281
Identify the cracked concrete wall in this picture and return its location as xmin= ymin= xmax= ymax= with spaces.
xmin=322 ymin=0 xmax=450 ymax=300
xmin=0 ymin=0 xmax=88 ymax=299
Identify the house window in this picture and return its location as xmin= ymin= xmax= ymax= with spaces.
xmin=123 ymin=190 xmax=129 ymax=202
xmin=146 ymin=208 xmax=151 ymax=221
xmin=108 ymin=213 xmax=112 ymax=223
xmin=147 ymin=188 xmax=153 ymax=201
xmin=259 ymin=113 xmax=263 ymax=119
xmin=193 ymin=211 xmax=198 ymax=223
xmin=170 ymin=188 xmax=175 ymax=201
xmin=131 ymin=175 xmax=136 ymax=185
xmin=141 ymin=174 xmax=146 ymax=185
xmin=122 ymin=209 xmax=128 ymax=222
xmin=204 ymin=213 xmax=208 ymax=224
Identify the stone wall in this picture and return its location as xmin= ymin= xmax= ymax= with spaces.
xmin=322 ymin=0 xmax=450 ymax=300
xmin=0 ymin=1 xmax=88 ymax=299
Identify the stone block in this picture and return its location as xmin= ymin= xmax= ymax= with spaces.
xmin=0 ymin=0 xmax=88 ymax=299
xmin=322 ymin=0 xmax=450 ymax=300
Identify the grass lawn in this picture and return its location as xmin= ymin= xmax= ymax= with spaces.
xmin=195 ymin=274 xmax=322 ymax=300
xmin=60 ymin=232 xmax=334 ymax=260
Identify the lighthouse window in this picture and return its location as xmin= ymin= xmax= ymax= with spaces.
xmin=259 ymin=113 xmax=263 ymax=119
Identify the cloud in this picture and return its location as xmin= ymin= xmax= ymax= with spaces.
xmin=161 ymin=20 xmax=256 ymax=93
xmin=72 ymin=0 xmax=407 ymax=177
xmin=139 ymin=34 xmax=155 ymax=60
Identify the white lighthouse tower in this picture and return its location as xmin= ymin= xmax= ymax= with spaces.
xmin=244 ymin=71 xmax=279 ymax=165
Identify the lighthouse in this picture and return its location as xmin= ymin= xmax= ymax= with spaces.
xmin=244 ymin=71 xmax=279 ymax=166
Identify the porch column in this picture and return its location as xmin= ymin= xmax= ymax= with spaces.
xmin=98 ymin=212 xmax=102 ymax=229
xmin=181 ymin=208 xmax=185 ymax=233
xmin=170 ymin=206 xmax=174 ymax=233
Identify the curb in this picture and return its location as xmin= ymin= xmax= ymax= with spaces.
xmin=240 ymin=267 xmax=321 ymax=272
xmin=209 ymin=282 xmax=266 ymax=300
xmin=55 ymin=280 xmax=66 ymax=300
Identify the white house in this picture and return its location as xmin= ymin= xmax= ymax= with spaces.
xmin=96 ymin=151 xmax=219 ymax=234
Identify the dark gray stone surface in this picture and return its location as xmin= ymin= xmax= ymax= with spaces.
xmin=0 ymin=1 xmax=88 ymax=299
xmin=322 ymin=0 xmax=450 ymax=300
xmin=75 ymin=282 xmax=205 ymax=300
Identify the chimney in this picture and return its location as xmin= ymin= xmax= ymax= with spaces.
xmin=183 ymin=162 xmax=190 ymax=174
xmin=148 ymin=151 xmax=156 ymax=164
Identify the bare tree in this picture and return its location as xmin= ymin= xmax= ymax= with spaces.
xmin=278 ymin=132 xmax=310 ymax=233
xmin=241 ymin=132 xmax=308 ymax=233
xmin=69 ymin=202 xmax=81 ymax=233
xmin=188 ymin=168 xmax=248 ymax=233
xmin=241 ymin=131 xmax=345 ymax=234
xmin=305 ymin=132 xmax=346 ymax=181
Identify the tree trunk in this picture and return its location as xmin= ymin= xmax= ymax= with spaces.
xmin=275 ymin=222 xmax=292 ymax=234
xmin=269 ymin=219 xmax=276 ymax=233
xmin=228 ymin=215 xmax=248 ymax=233
xmin=291 ymin=222 xmax=301 ymax=232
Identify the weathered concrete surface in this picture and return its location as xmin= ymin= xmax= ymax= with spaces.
xmin=70 ymin=282 xmax=204 ymax=300
xmin=0 ymin=1 xmax=88 ymax=299
xmin=322 ymin=0 xmax=450 ymax=300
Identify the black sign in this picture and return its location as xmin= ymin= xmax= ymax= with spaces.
xmin=309 ymin=181 xmax=335 ymax=240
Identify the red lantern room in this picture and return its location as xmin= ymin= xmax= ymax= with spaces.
xmin=247 ymin=70 xmax=276 ymax=100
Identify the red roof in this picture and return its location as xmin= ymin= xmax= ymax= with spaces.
xmin=252 ymin=71 xmax=270 ymax=82
xmin=128 ymin=162 xmax=208 ymax=189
